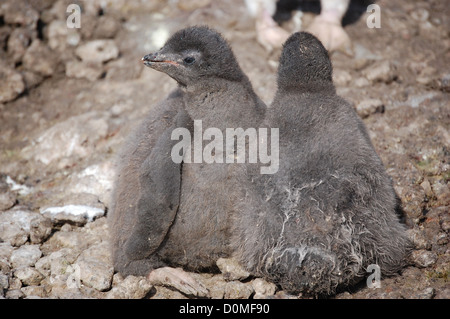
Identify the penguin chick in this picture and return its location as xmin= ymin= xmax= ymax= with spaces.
xmin=234 ymin=32 xmax=412 ymax=296
xmin=124 ymin=26 xmax=266 ymax=275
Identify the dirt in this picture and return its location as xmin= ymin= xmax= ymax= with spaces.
xmin=0 ymin=0 xmax=448 ymax=299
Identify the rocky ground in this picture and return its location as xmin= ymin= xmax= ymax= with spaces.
xmin=0 ymin=0 xmax=448 ymax=299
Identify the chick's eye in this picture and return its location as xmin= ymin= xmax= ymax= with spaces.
xmin=184 ymin=57 xmax=195 ymax=64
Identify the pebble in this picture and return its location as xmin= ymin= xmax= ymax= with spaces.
xmin=362 ymin=60 xmax=397 ymax=83
xmin=75 ymin=40 xmax=119 ymax=64
xmin=0 ymin=209 xmax=52 ymax=246
xmin=65 ymin=60 xmax=104 ymax=82
xmin=10 ymin=245 xmax=42 ymax=268
xmin=411 ymin=249 xmax=438 ymax=268
xmin=224 ymin=281 xmax=254 ymax=299
xmin=216 ymin=257 xmax=250 ymax=281
xmin=0 ymin=61 xmax=25 ymax=103
xmin=252 ymin=278 xmax=277 ymax=299
xmin=333 ymin=69 xmax=352 ymax=86
xmin=106 ymin=274 xmax=153 ymax=299
xmin=356 ymin=99 xmax=384 ymax=118
xmin=14 ymin=267 xmax=45 ymax=286
xmin=22 ymin=40 xmax=59 ymax=77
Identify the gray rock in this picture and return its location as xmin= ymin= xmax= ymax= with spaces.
xmin=0 ymin=273 xmax=9 ymax=290
xmin=362 ymin=60 xmax=397 ymax=83
xmin=411 ymin=249 xmax=438 ymax=268
xmin=75 ymin=40 xmax=119 ymax=64
xmin=333 ymin=69 xmax=352 ymax=86
xmin=0 ymin=208 xmax=52 ymax=245
xmin=76 ymin=258 xmax=114 ymax=291
xmin=106 ymin=274 xmax=153 ymax=299
xmin=406 ymin=228 xmax=431 ymax=250
xmin=0 ymin=191 xmax=16 ymax=212
xmin=7 ymin=27 xmax=32 ymax=63
xmin=94 ymin=16 xmax=121 ymax=39
xmin=416 ymin=287 xmax=435 ymax=299
xmin=22 ymin=40 xmax=59 ymax=77
xmin=10 ymin=245 xmax=42 ymax=268
xmin=0 ymin=242 xmax=14 ymax=260
xmin=224 ymin=281 xmax=254 ymax=299
xmin=14 ymin=267 xmax=45 ymax=286
xmin=216 ymin=257 xmax=250 ymax=281
xmin=22 ymin=111 xmax=109 ymax=166
xmin=0 ymin=0 xmax=39 ymax=28
xmin=21 ymin=285 xmax=47 ymax=298
xmin=75 ymin=242 xmax=114 ymax=291
xmin=40 ymin=204 xmax=104 ymax=226
xmin=0 ymin=61 xmax=25 ymax=103
xmin=65 ymin=60 xmax=104 ymax=81
xmin=252 ymin=278 xmax=277 ymax=299
xmin=356 ymin=99 xmax=384 ymax=118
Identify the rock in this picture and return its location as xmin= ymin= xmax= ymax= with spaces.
xmin=40 ymin=205 xmax=104 ymax=226
xmin=75 ymin=242 xmax=114 ymax=292
xmin=224 ymin=281 xmax=254 ymax=299
xmin=21 ymin=285 xmax=47 ymax=298
xmin=0 ymin=242 xmax=14 ymax=260
xmin=362 ymin=60 xmax=397 ymax=83
xmin=333 ymin=69 xmax=352 ymax=86
xmin=22 ymin=40 xmax=59 ymax=77
xmin=356 ymin=99 xmax=385 ymax=118
xmin=216 ymin=257 xmax=250 ymax=281
xmin=0 ymin=191 xmax=16 ymax=211
xmin=10 ymin=245 xmax=42 ymax=268
xmin=75 ymin=40 xmax=119 ymax=64
xmin=0 ymin=61 xmax=25 ymax=103
xmin=411 ymin=250 xmax=437 ymax=268
xmin=440 ymin=73 xmax=450 ymax=92
xmin=22 ymin=111 xmax=109 ymax=166
xmin=431 ymin=180 xmax=450 ymax=205
xmin=202 ymin=274 xmax=227 ymax=299
xmin=0 ymin=273 xmax=9 ymax=290
xmin=353 ymin=77 xmax=370 ymax=87
xmin=46 ymin=20 xmax=81 ymax=52
xmin=406 ymin=228 xmax=431 ymax=250
xmin=0 ymin=0 xmax=39 ymax=28
xmin=14 ymin=267 xmax=45 ymax=286
xmin=20 ymin=70 xmax=44 ymax=90
xmin=5 ymin=289 xmax=24 ymax=299
xmin=252 ymin=278 xmax=277 ymax=299
xmin=420 ymin=179 xmax=433 ymax=198
xmin=65 ymin=60 xmax=104 ymax=81
xmin=93 ymin=16 xmax=121 ymax=39
xmin=0 ymin=209 xmax=52 ymax=246
xmin=7 ymin=27 xmax=33 ymax=63
xmin=177 ymin=0 xmax=211 ymax=11
xmin=416 ymin=287 xmax=435 ymax=299
xmin=106 ymin=274 xmax=153 ymax=299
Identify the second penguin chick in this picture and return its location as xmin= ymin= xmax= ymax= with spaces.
xmin=234 ymin=32 xmax=412 ymax=296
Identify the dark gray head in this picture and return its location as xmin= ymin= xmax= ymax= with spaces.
xmin=142 ymin=26 xmax=244 ymax=87
xmin=277 ymin=32 xmax=334 ymax=92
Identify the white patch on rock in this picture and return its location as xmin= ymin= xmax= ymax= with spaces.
xmin=40 ymin=205 xmax=104 ymax=224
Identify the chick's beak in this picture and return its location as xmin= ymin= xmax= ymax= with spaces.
xmin=141 ymin=52 xmax=180 ymax=68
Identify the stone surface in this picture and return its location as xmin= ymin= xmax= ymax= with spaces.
xmin=0 ymin=61 xmax=25 ymax=103
xmin=75 ymin=40 xmax=119 ymax=64
xmin=362 ymin=60 xmax=397 ymax=83
xmin=22 ymin=40 xmax=59 ymax=77
xmin=216 ymin=257 xmax=250 ymax=281
xmin=10 ymin=245 xmax=42 ymax=268
xmin=356 ymin=98 xmax=385 ymax=118
xmin=14 ymin=267 xmax=45 ymax=286
xmin=106 ymin=274 xmax=153 ymax=299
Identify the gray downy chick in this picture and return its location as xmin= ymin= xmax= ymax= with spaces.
xmin=233 ymin=32 xmax=412 ymax=296
xmin=111 ymin=25 xmax=266 ymax=277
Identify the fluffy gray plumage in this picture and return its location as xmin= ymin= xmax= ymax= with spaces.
xmin=233 ymin=32 xmax=412 ymax=296
xmin=108 ymin=89 xmax=191 ymax=276
xmin=109 ymin=26 xmax=266 ymax=275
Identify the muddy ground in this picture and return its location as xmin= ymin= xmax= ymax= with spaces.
xmin=0 ymin=0 xmax=448 ymax=299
